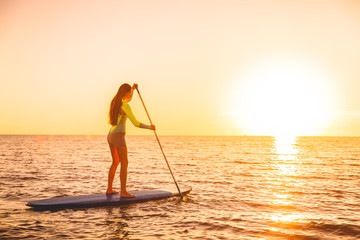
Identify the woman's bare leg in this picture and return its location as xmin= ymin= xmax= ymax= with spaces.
xmin=106 ymin=143 xmax=120 ymax=194
xmin=117 ymin=145 xmax=136 ymax=198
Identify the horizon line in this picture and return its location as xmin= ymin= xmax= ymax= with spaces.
xmin=1 ymin=134 xmax=359 ymax=138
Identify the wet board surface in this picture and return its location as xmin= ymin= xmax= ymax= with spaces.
xmin=26 ymin=186 xmax=192 ymax=209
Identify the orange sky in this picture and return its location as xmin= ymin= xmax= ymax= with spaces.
xmin=1 ymin=0 xmax=360 ymax=136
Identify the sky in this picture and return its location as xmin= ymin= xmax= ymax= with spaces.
xmin=1 ymin=0 xmax=360 ymax=136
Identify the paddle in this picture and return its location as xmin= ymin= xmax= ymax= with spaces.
xmin=135 ymin=87 xmax=184 ymax=199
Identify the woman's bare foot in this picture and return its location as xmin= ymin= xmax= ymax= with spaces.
xmin=120 ymin=191 xmax=136 ymax=198
xmin=106 ymin=189 xmax=119 ymax=194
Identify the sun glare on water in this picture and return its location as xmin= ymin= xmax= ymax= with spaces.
xmin=230 ymin=55 xmax=336 ymax=138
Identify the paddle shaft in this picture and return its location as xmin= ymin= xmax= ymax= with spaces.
xmin=135 ymin=88 xmax=183 ymax=199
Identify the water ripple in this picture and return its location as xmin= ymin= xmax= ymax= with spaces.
xmin=0 ymin=135 xmax=359 ymax=239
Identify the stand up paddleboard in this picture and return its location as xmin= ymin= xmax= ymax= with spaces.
xmin=26 ymin=186 xmax=191 ymax=210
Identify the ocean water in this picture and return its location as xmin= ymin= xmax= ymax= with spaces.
xmin=0 ymin=135 xmax=360 ymax=240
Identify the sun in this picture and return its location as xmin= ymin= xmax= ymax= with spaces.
xmin=229 ymin=55 xmax=336 ymax=137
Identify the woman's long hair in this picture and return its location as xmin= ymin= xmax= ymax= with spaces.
xmin=108 ymin=84 xmax=131 ymax=125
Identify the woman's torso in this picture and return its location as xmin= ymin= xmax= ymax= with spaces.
xmin=109 ymin=114 xmax=127 ymax=134
xmin=109 ymin=101 xmax=142 ymax=135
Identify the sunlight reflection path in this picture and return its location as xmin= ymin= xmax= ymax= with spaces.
xmin=274 ymin=135 xmax=298 ymax=161
xmin=265 ymin=136 xmax=312 ymax=236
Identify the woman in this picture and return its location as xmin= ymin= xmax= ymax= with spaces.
xmin=107 ymin=83 xmax=155 ymax=197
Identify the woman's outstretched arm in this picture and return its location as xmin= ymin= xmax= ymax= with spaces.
xmin=121 ymin=101 xmax=152 ymax=129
